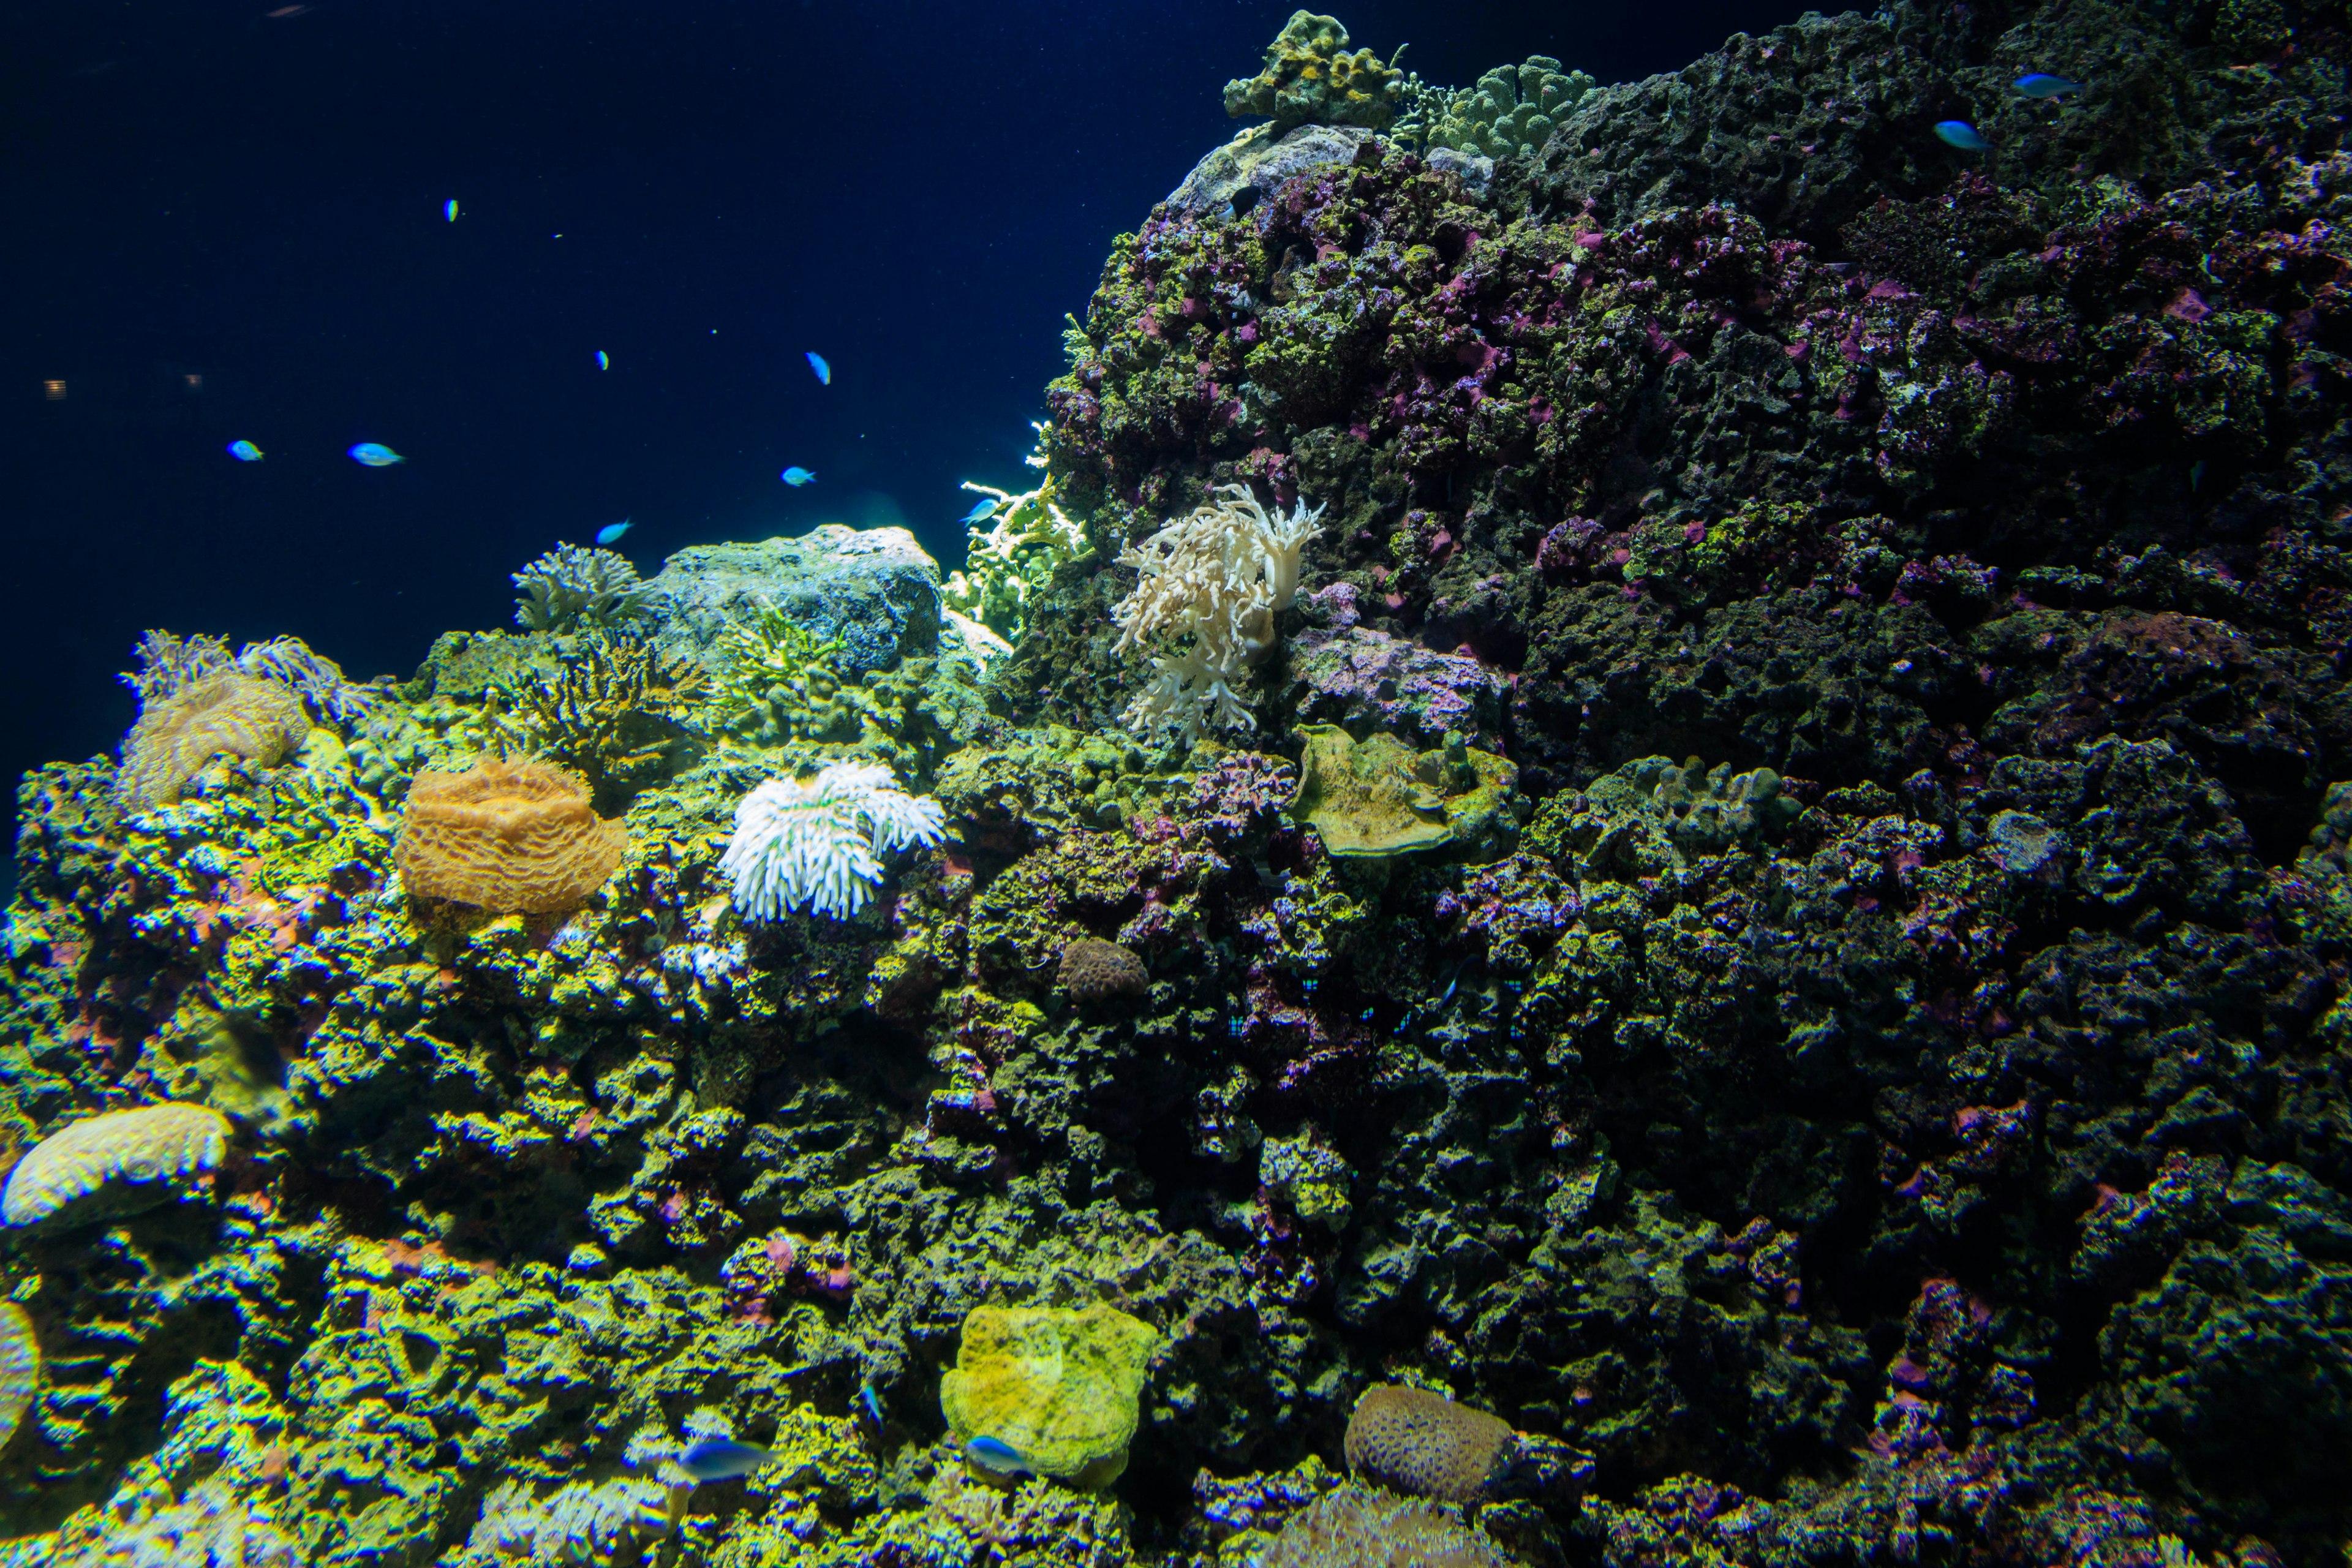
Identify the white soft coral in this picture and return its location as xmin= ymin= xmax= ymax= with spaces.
xmin=1111 ymin=484 xmax=1325 ymax=741
xmin=720 ymin=760 xmax=946 ymax=921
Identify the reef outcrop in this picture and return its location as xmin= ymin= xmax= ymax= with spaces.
xmin=9 ymin=2 xmax=2352 ymax=1564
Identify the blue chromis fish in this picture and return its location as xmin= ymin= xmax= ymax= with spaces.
xmin=859 ymin=1384 xmax=884 ymax=1427
xmin=675 ymin=1439 xmax=773 ymax=1483
xmin=958 ymin=497 xmax=1000 ymax=524
xmin=348 ymin=442 xmax=405 ymax=467
xmin=596 ymin=518 xmax=633 ymax=545
xmin=225 ymin=439 xmax=263 ymax=462
xmin=1934 ymin=121 xmax=1991 ymax=152
xmin=805 ymin=350 xmax=831 ymax=386
xmin=594 ymin=350 xmax=609 ymax=371
xmin=780 ymin=466 xmax=816 ymax=486
xmin=2013 ymin=73 xmax=2084 ymax=99
xmin=963 ymin=1437 xmax=1035 ymax=1482
xmin=444 ymin=198 xmax=459 ymax=222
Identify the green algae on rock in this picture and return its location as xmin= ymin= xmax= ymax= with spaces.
xmin=938 ymin=1303 xmax=1157 ymax=1490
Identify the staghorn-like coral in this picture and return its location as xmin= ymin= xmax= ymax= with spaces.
xmin=942 ymin=469 xmax=1095 ymax=644
xmin=1 ymin=1103 xmax=232 ymax=1230
xmin=511 ymin=545 xmax=660 ymax=633
xmin=719 ymin=759 xmax=945 ymax=921
xmin=503 ymin=631 xmax=707 ymax=809
xmin=1112 ymin=484 xmax=1325 ymax=741
xmin=117 ymin=672 xmax=311 ymax=813
xmin=394 ymin=756 xmax=627 ymax=914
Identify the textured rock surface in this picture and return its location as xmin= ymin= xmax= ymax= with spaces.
xmin=646 ymin=524 xmax=941 ymax=675
xmin=1167 ymin=123 xmax=1378 ymax=217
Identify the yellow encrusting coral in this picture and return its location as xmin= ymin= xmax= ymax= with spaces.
xmin=118 ymin=671 xmax=311 ymax=812
xmin=939 ymin=1303 xmax=1158 ymax=1490
xmin=0 ymin=1303 xmax=36 ymax=1453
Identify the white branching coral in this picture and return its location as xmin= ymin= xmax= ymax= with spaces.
xmin=719 ymin=760 xmax=947 ymax=921
xmin=1111 ymin=484 xmax=1326 ymax=742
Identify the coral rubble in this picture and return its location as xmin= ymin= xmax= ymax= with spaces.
xmin=12 ymin=2 xmax=2352 ymax=1564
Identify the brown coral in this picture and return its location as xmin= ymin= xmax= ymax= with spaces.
xmin=1344 ymin=1384 xmax=1517 ymax=1504
xmin=118 ymin=671 xmax=309 ymax=811
xmin=1262 ymin=1485 xmax=1512 ymax=1567
xmin=1057 ymin=938 xmax=1148 ymax=1001
xmin=394 ymin=757 xmax=627 ymax=914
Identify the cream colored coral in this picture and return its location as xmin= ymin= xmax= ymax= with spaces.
xmin=1111 ymin=484 xmax=1325 ymax=741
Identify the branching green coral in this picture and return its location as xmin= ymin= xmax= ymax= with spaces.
xmin=511 ymin=545 xmax=660 ymax=633
xmin=710 ymin=608 xmax=846 ymax=729
xmin=1223 ymin=10 xmax=1403 ymax=132
xmin=943 ymin=462 xmax=1094 ymax=646
xmin=503 ymin=633 xmax=707 ymax=807
xmin=1427 ymin=56 xmax=1594 ymax=160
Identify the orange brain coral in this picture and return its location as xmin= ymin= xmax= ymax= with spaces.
xmin=395 ymin=757 xmax=627 ymax=914
xmin=118 ymin=672 xmax=309 ymax=810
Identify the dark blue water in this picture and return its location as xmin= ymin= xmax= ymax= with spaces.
xmin=0 ymin=0 xmax=1818 ymax=857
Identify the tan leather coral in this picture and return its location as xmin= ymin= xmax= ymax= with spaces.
xmin=395 ymin=757 xmax=627 ymax=914
xmin=118 ymin=671 xmax=309 ymax=810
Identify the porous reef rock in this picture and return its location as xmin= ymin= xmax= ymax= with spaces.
xmin=938 ymin=1303 xmax=1157 ymax=1489
xmin=647 ymin=523 xmax=943 ymax=675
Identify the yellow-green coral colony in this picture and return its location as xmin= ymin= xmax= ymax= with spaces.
xmin=1 ymin=1105 xmax=232 ymax=1230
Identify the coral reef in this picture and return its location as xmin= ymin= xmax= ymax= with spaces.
xmin=1 ymin=1103 xmax=230 ymax=1229
xmin=13 ymin=5 xmax=2352 ymax=1566
xmin=938 ymin=1303 xmax=1158 ymax=1490
xmin=1223 ymin=12 xmax=1403 ymax=134
xmin=394 ymin=756 xmax=627 ymax=914
xmin=511 ymin=545 xmax=659 ymax=633
xmin=118 ymin=673 xmax=311 ymax=813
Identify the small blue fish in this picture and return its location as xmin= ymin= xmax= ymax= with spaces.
xmin=780 ymin=466 xmax=816 ymax=486
xmin=596 ymin=518 xmax=633 ymax=545
xmin=225 ymin=439 xmax=263 ymax=462
xmin=2190 ymin=460 xmax=2207 ymax=492
xmin=958 ymin=497 xmax=1000 ymax=525
xmin=675 ymin=1439 xmax=773 ymax=1483
xmin=2013 ymin=73 xmax=2084 ymax=99
xmin=348 ymin=442 xmax=405 ymax=467
xmin=805 ymin=350 xmax=831 ymax=386
xmin=594 ymin=350 xmax=609 ymax=371
xmin=963 ymin=1437 xmax=1035 ymax=1481
xmin=1934 ymin=121 xmax=1991 ymax=152
xmin=444 ymin=198 xmax=459 ymax=222
xmin=859 ymin=1384 xmax=884 ymax=1427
